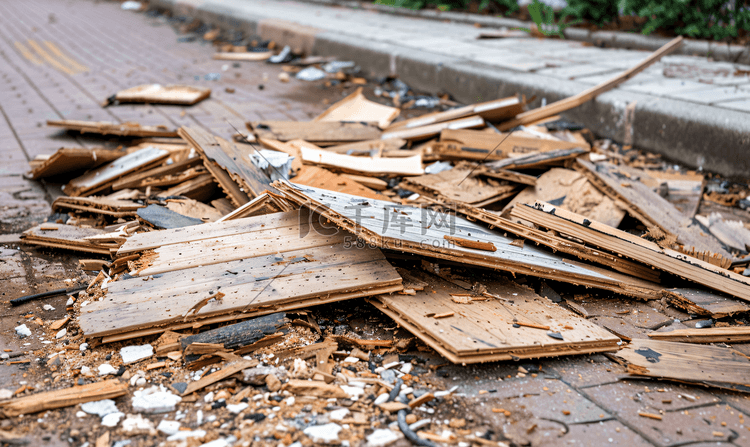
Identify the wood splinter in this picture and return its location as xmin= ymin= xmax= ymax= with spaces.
xmin=443 ymin=235 xmax=497 ymax=252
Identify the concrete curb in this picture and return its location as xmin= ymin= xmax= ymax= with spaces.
xmin=292 ymin=0 xmax=750 ymax=65
xmin=151 ymin=0 xmax=750 ymax=178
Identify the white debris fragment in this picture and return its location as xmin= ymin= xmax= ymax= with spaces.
xmin=341 ymin=385 xmax=364 ymax=399
xmin=200 ymin=436 xmax=237 ymax=447
xmin=328 ymin=408 xmax=349 ymax=421
xmin=75 ymin=411 xmax=86 ymax=418
xmin=101 ymin=412 xmax=124 ymax=427
xmin=303 ymin=423 xmax=342 ymax=443
xmin=15 ymin=324 xmax=31 ymax=338
xmin=122 ymin=413 xmax=155 ymax=432
xmin=79 ymin=343 xmax=89 ymax=352
xmin=120 ymin=344 xmax=153 ymax=364
xmin=0 ymin=389 xmax=14 ymax=401
xmin=409 ymin=419 xmax=431 ymax=431
xmin=0 ymin=354 xmax=8 ymax=360
xmin=226 ymin=402 xmax=248 ymax=414
xmin=366 ymin=429 xmax=402 ymax=447
xmin=120 ymin=0 xmax=142 ymax=10
xmin=98 ymin=364 xmax=117 ymax=376
xmin=66 ymin=297 xmax=74 ymax=306
xmin=343 ymin=357 xmax=360 ymax=363
xmin=132 ymin=386 xmax=181 ymax=413
xmin=374 ymin=393 xmax=389 ymax=405
xmin=157 ymin=420 xmax=181 ymax=435
xmin=204 ymin=391 xmax=214 ymax=403
xmin=434 ymin=385 xmax=458 ymax=398
xmin=43 ymin=304 xmax=55 ymax=311
xmin=400 ymin=363 xmax=413 ymax=374
xmin=55 ymin=328 xmax=66 ymax=339
xmin=81 ymin=399 xmax=119 ymax=417
xmin=167 ymin=430 xmax=206 ymax=441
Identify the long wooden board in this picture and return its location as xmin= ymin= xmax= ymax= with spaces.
xmin=274 ymin=182 xmax=663 ymax=299
xmin=52 ymin=196 xmax=144 ymax=218
xmin=293 ymin=165 xmax=388 ymax=200
xmin=662 ymin=288 xmax=750 ymax=318
xmin=614 ymin=338 xmax=750 ymax=391
xmin=64 ymin=147 xmax=169 ymax=197
xmin=513 ymin=202 xmax=750 ymax=301
xmin=110 ymin=84 xmax=210 ymax=105
xmin=298 ymin=143 xmax=424 ymax=176
xmin=498 ymin=36 xmax=683 ymax=130
xmin=576 ymin=159 xmax=730 ymax=259
xmin=179 ymin=126 xmax=273 ymax=206
xmin=381 ymin=116 xmax=484 ymax=141
xmin=21 ymin=224 xmax=114 ymax=255
xmin=249 ymin=121 xmax=381 ymax=143
xmin=369 ymin=272 xmax=619 ymax=363
xmin=481 ymin=147 xmax=587 ymax=171
xmin=648 ymin=327 xmax=750 ymax=343
xmin=47 ymin=119 xmax=178 ymax=137
xmin=387 ymin=96 xmax=523 ymax=130
xmin=400 ymin=162 xmax=517 ymax=206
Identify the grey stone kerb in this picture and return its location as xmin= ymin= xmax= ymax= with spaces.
xmin=151 ymin=0 xmax=750 ymax=178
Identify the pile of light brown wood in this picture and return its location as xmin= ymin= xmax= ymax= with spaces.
xmin=18 ymin=35 xmax=750 ymax=395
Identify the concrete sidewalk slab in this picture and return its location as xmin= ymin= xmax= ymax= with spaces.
xmin=152 ymin=0 xmax=750 ymax=177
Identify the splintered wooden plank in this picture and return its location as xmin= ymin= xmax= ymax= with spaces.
xmin=111 ymin=84 xmax=210 ymax=105
xmin=274 ymin=182 xmax=664 ymax=299
xmin=482 ymin=147 xmax=588 ymax=171
xmin=513 ymin=202 xmax=750 ymax=301
xmin=315 ymin=87 xmax=399 ymax=129
xmin=293 ymin=165 xmax=388 ymax=201
xmin=28 ymin=147 xmax=124 ymax=179
xmin=179 ymin=126 xmax=273 ymax=204
xmin=213 ymin=51 xmax=272 ymax=61
xmin=52 ymin=196 xmax=144 ymax=218
xmin=498 ymin=36 xmax=683 ymax=130
xmin=79 ymin=243 xmax=401 ymax=339
xmin=111 ymin=156 xmax=203 ymax=190
xmin=503 ymin=168 xmax=625 ymax=228
xmin=64 ymin=147 xmax=170 ymax=197
xmin=249 ymin=121 xmax=381 ymax=143
xmin=421 ymin=195 xmax=660 ymax=283
xmin=215 ymin=192 xmax=292 ymax=222
xmin=614 ymin=338 xmax=750 ymax=391
xmin=648 ymin=327 xmax=750 ymax=343
xmin=297 ymin=142 xmax=424 ymax=177
xmin=21 ymin=224 xmax=112 ymax=255
xmin=370 ymin=273 xmax=619 ymax=363
xmin=425 ymin=129 xmax=584 ymax=162
xmin=662 ymin=288 xmax=750 ymax=318
xmin=400 ymin=162 xmax=517 ymax=206
xmin=381 ymin=116 xmax=484 ymax=141
xmin=0 ymin=380 xmax=128 ymax=417
xmin=47 ymin=120 xmax=178 ymax=137
xmin=576 ymin=159 xmax=730 ymax=259
xmin=118 ymin=209 xmax=309 ymax=255
xmin=387 ymin=96 xmax=523 ymax=130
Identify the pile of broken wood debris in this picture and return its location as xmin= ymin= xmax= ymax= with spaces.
xmin=5 ymin=35 xmax=750 ymax=446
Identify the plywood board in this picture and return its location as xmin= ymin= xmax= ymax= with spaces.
xmin=80 ymin=241 xmax=402 ymax=339
xmin=614 ymin=338 xmax=750 ymax=391
xmin=47 ymin=120 xmax=178 ymax=138
xmin=249 ymin=121 xmax=381 ymax=143
xmin=414 ymin=193 xmax=660 ymax=283
xmin=387 ymin=96 xmax=523 ymax=130
xmin=649 ymin=327 xmax=750 ymax=343
xmin=482 ymin=147 xmax=588 ymax=171
xmin=21 ymin=224 xmax=113 ymax=255
xmin=400 ymin=162 xmax=516 ymax=206
xmin=179 ymin=126 xmax=273 ymax=206
xmin=513 ymin=202 xmax=750 ymax=301
xmin=323 ymin=138 xmax=407 ymax=156
xmin=381 ymin=116 xmax=484 ymax=141
xmin=370 ymin=272 xmax=619 ymax=363
xmin=111 ymin=84 xmax=210 ymax=105
xmin=504 ymin=168 xmax=625 ymax=228
xmin=212 ymin=51 xmax=272 ymax=61
xmin=28 ymin=148 xmax=123 ymax=180
xmin=663 ymin=288 xmax=750 ymax=318
xmin=64 ymin=147 xmax=170 ymax=197
xmin=274 ymin=182 xmax=664 ymax=299
xmin=52 ymin=196 xmax=143 ymax=218
xmin=576 ymin=159 xmax=730 ymax=259
xmin=425 ymin=129 xmax=584 ymax=162
xmin=315 ymin=87 xmax=399 ymax=129
xmin=297 ymin=142 xmax=423 ymax=176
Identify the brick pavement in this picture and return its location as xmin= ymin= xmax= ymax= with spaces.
xmin=1 ymin=1 xmax=750 ymax=445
